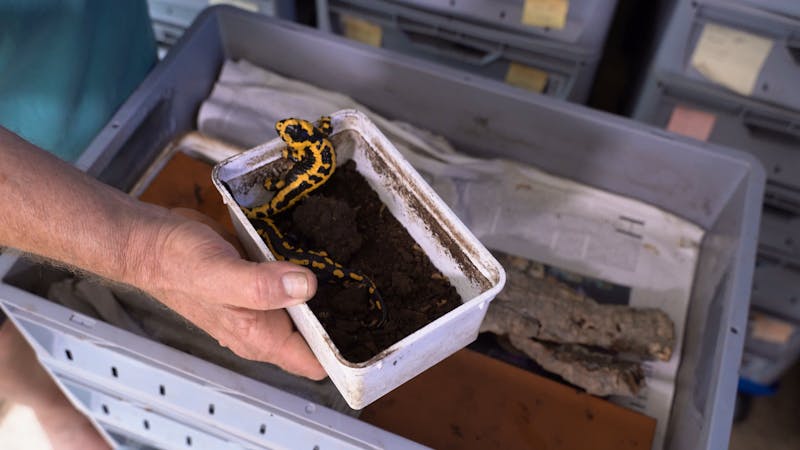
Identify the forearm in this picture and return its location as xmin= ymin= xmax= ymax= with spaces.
xmin=0 ymin=127 xmax=324 ymax=378
xmin=0 ymin=126 xmax=166 ymax=287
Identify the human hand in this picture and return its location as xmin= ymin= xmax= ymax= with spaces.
xmin=125 ymin=207 xmax=326 ymax=380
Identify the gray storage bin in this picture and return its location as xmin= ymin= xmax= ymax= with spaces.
xmin=0 ymin=6 xmax=764 ymax=450
xmin=633 ymin=72 xmax=800 ymax=211
xmin=367 ymin=0 xmax=618 ymax=51
xmin=645 ymin=0 xmax=800 ymax=112
xmin=317 ymin=0 xmax=599 ymax=102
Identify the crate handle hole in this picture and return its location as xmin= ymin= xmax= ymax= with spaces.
xmin=65 ymin=349 xmax=73 ymax=361
xmin=259 ymin=424 xmax=266 ymax=435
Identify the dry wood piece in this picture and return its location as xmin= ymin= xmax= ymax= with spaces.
xmin=480 ymin=252 xmax=677 ymax=397
xmin=508 ymin=336 xmax=646 ymax=397
xmin=482 ymin=254 xmax=675 ymax=361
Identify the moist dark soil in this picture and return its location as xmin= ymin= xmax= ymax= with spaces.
xmin=269 ymin=160 xmax=462 ymax=363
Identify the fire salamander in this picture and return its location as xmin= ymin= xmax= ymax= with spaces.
xmin=243 ymin=117 xmax=386 ymax=327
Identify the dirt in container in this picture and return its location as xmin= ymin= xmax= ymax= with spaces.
xmin=269 ymin=160 xmax=462 ymax=363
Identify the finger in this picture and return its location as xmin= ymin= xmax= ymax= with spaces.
xmin=272 ymin=332 xmax=327 ymax=380
xmin=218 ymin=309 xmax=326 ymax=380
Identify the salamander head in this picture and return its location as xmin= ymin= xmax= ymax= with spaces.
xmin=276 ymin=118 xmax=315 ymax=144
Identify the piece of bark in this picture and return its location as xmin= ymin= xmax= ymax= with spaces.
xmin=481 ymin=253 xmax=675 ymax=361
xmin=507 ymin=335 xmax=646 ymax=397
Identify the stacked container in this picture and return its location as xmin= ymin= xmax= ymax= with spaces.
xmin=631 ymin=0 xmax=800 ymax=387
xmin=315 ymin=0 xmax=619 ymax=103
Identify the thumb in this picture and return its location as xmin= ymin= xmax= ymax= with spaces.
xmin=201 ymin=256 xmax=319 ymax=311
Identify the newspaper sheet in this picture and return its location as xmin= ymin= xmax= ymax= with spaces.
xmin=197 ymin=59 xmax=706 ymax=450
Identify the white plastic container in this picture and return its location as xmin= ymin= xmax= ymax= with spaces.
xmin=212 ymin=109 xmax=506 ymax=409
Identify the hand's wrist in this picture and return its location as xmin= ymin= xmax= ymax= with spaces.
xmin=116 ymin=202 xmax=178 ymax=295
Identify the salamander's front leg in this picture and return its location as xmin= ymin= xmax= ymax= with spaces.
xmin=263 ymin=177 xmax=286 ymax=191
xmin=315 ymin=116 xmax=333 ymax=137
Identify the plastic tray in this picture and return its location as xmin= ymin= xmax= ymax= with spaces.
xmin=740 ymin=310 xmax=800 ymax=385
xmin=0 ymin=6 xmax=765 ymax=450
xmin=317 ymin=0 xmax=599 ymax=102
xmin=641 ymin=0 xmax=800 ymax=112
xmin=212 ymin=110 xmax=505 ymax=409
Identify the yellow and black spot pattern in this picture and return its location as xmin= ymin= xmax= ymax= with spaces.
xmin=245 ymin=116 xmax=336 ymax=219
xmin=243 ymin=117 xmax=386 ymax=327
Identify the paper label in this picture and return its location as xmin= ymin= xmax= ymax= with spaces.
xmin=750 ymin=312 xmax=795 ymax=344
xmin=505 ymin=63 xmax=549 ymax=93
xmin=522 ymin=0 xmax=569 ymax=30
xmin=341 ymin=15 xmax=383 ymax=48
xmin=689 ymin=23 xmax=773 ymax=96
xmin=666 ymin=105 xmax=717 ymax=141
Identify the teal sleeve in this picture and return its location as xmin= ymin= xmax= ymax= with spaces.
xmin=0 ymin=0 xmax=157 ymax=162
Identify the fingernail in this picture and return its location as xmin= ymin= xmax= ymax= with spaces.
xmin=282 ymin=272 xmax=310 ymax=299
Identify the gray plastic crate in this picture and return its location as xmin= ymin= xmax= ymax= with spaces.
xmin=641 ymin=0 xmax=800 ymax=112
xmin=365 ymin=0 xmax=619 ymax=51
xmin=633 ymin=72 xmax=800 ymax=210
xmin=316 ymin=0 xmax=599 ymax=102
xmin=0 ymin=6 xmax=764 ymax=450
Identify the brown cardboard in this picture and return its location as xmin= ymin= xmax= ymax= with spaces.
xmin=361 ymin=349 xmax=656 ymax=450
